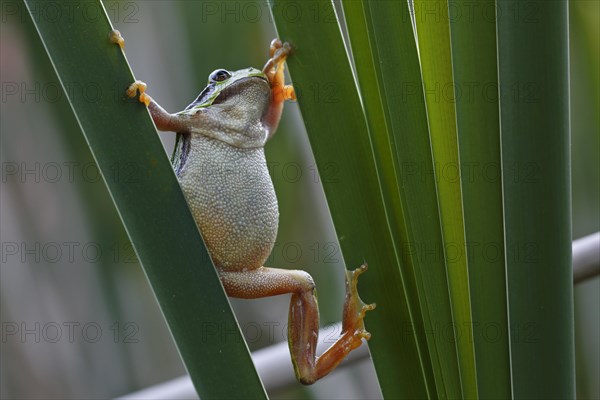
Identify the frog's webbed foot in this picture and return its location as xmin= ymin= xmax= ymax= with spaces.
xmin=124 ymin=80 xmax=190 ymax=133
xmin=126 ymin=80 xmax=152 ymax=106
xmin=262 ymin=39 xmax=296 ymax=138
xmin=342 ymin=264 xmax=376 ymax=339
xmin=263 ymin=38 xmax=296 ymax=103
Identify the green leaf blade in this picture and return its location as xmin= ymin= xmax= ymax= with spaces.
xmin=448 ymin=0 xmax=511 ymax=397
xmin=497 ymin=1 xmax=574 ymax=398
xmin=23 ymin=1 xmax=267 ymax=398
xmin=413 ymin=0 xmax=477 ymax=397
xmin=341 ymin=1 xmax=436 ymax=396
xmin=270 ymin=0 xmax=429 ymax=398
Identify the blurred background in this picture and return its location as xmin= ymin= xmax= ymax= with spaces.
xmin=1 ymin=1 xmax=597 ymax=399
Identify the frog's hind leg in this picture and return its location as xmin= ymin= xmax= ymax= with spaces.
xmin=219 ymin=265 xmax=375 ymax=385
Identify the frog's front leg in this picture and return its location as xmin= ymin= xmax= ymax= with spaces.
xmin=263 ymin=39 xmax=296 ymax=102
xmin=263 ymin=39 xmax=296 ymax=138
xmin=126 ymin=81 xmax=191 ymax=133
xmin=220 ymin=265 xmax=375 ymax=385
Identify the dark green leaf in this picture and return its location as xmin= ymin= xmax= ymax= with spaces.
xmin=23 ymin=1 xmax=267 ymax=398
xmin=497 ymin=1 xmax=574 ymax=397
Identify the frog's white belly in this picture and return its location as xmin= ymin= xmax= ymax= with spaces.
xmin=176 ymin=135 xmax=279 ymax=271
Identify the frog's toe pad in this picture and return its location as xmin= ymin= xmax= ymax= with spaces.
xmin=281 ymin=42 xmax=293 ymax=56
xmin=126 ymin=81 xmax=151 ymax=105
xmin=139 ymin=93 xmax=151 ymax=106
xmin=126 ymin=80 xmax=146 ymax=98
xmin=272 ymin=42 xmax=293 ymax=62
xmin=109 ymin=30 xmax=125 ymax=49
xmin=358 ymin=329 xmax=372 ymax=341
xmin=361 ymin=302 xmax=377 ymax=317
xmin=284 ymin=85 xmax=296 ymax=101
xmin=349 ymin=263 xmax=369 ymax=291
xmin=270 ymin=38 xmax=283 ymax=56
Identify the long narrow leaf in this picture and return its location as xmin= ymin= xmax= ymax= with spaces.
xmin=344 ymin=1 xmax=460 ymax=398
xmin=341 ymin=2 xmax=436 ymax=396
xmin=23 ymin=1 xmax=267 ymax=398
xmin=413 ymin=0 xmax=477 ymax=397
xmin=497 ymin=1 xmax=574 ymax=397
xmin=269 ymin=0 xmax=429 ymax=397
xmin=448 ymin=0 xmax=511 ymax=397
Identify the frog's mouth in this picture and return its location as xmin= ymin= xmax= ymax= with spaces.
xmin=185 ymin=84 xmax=216 ymax=110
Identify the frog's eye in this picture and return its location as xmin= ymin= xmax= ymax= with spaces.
xmin=209 ymin=69 xmax=232 ymax=83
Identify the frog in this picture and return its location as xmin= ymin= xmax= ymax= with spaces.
xmin=110 ymin=30 xmax=375 ymax=385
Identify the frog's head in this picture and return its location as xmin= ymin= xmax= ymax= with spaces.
xmin=179 ymin=67 xmax=272 ymax=148
xmin=185 ymin=67 xmax=270 ymax=115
